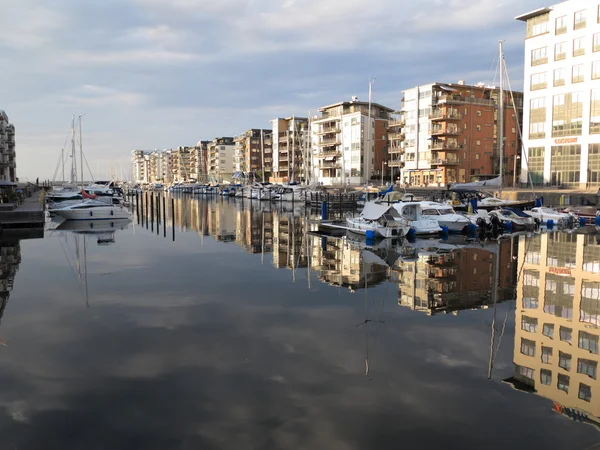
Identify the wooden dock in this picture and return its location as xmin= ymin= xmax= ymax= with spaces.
xmin=0 ymin=195 xmax=45 ymax=229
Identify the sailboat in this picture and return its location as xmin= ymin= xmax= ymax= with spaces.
xmin=446 ymin=42 xmax=537 ymax=212
xmin=47 ymin=116 xmax=83 ymax=202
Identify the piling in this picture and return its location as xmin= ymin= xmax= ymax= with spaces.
xmin=171 ymin=198 xmax=175 ymax=241
xmin=163 ymin=195 xmax=167 ymax=238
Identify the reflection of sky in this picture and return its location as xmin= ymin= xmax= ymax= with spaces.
xmin=1 ymin=223 xmax=599 ymax=449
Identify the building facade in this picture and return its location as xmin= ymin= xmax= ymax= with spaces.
xmin=398 ymin=82 xmax=522 ymax=187
xmin=505 ymin=233 xmax=600 ymax=427
xmin=207 ymin=137 xmax=235 ymax=182
xmin=0 ymin=111 xmax=16 ymax=182
xmin=517 ymin=0 xmax=600 ymax=188
xmin=311 ymin=99 xmax=393 ymax=186
xmin=271 ymin=117 xmax=309 ymax=183
xmin=233 ymin=129 xmax=272 ymax=182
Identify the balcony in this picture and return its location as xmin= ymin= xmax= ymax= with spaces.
xmin=388 ymin=119 xmax=405 ymax=128
xmin=429 ymin=157 xmax=461 ymax=166
xmin=264 ymin=157 xmax=272 ymax=163
xmin=388 ymin=146 xmax=405 ymax=155
xmin=388 ymin=132 xmax=405 ymax=141
xmin=319 ymin=149 xmax=341 ymax=158
xmin=319 ymin=126 xmax=340 ymax=135
xmin=430 ymin=142 xmax=463 ymax=151
xmin=431 ymin=126 xmax=461 ymax=136
xmin=320 ymin=161 xmax=340 ymax=169
xmin=437 ymin=95 xmax=495 ymax=107
xmin=320 ymin=138 xmax=340 ymax=146
xmin=531 ymin=57 xmax=548 ymax=66
xmin=389 ymin=160 xmax=404 ymax=168
xmin=429 ymin=110 xmax=463 ymax=121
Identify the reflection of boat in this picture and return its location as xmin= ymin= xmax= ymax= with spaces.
xmin=55 ymin=218 xmax=131 ymax=232
xmin=52 ymin=199 xmax=131 ymax=221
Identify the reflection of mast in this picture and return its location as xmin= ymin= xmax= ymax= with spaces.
xmin=488 ymin=241 xmax=500 ymax=380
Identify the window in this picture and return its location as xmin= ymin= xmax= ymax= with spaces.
xmin=518 ymin=365 xmax=534 ymax=381
xmin=573 ymin=37 xmax=585 ymax=57
xmin=541 ymin=369 xmax=552 ymax=385
xmin=527 ymin=13 xmax=549 ymax=38
xmin=531 ymin=46 xmax=548 ymax=66
xmin=581 ymin=281 xmax=600 ymax=326
xmin=531 ymin=72 xmax=547 ymax=90
xmin=476 ymin=110 xmax=482 ymax=117
xmin=572 ymin=64 xmax=584 ymax=83
xmin=476 ymin=140 xmax=481 ymax=146
xmin=559 ymin=351 xmax=572 ymax=371
xmin=476 ymin=125 xmax=481 ymax=131
xmin=552 ymin=92 xmax=584 ymax=138
xmin=555 ymin=15 xmax=567 ymax=34
xmin=559 ymin=326 xmax=572 ymax=344
xmin=577 ymin=358 xmax=598 ymax=379
xmin=579 ymin=383 xmax=592 ymax=401
xmin=522 ymin=316 xmax=538 ymax=332
xmin=555 ymin=42 xmax=567 ymax=60
xmin=475 ymin=153 xmax=480 ymax=160
xmin=543 ymin=323 xmax=555 ymax=339
xmin=579 ymin=331 xmax=599 ymax=354
xmin=541 ymin=346 xmax=553 ymax=364
xmin=521 ymin=338 xmax=536 ymax=357
xmin=557 ymin=374 xmax=570 ymax=392
xmin=553 ymin=68 xmax=566 ymax=86
xmin=594 ymin=61 xmax=600 ymax=80
xmin=574 ymin=10 xmax=586 ymax=30
xmin=594 ymin=33 xmax=600 ymax=52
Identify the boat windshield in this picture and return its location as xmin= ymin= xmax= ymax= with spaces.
xmin=437 ymin=208 xmax=454 ymax=215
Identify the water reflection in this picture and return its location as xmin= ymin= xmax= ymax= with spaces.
xmin=506 ymin=230 xmax=600 ymax=430
xmin=0 ymin=238 xmax=21 ymax=338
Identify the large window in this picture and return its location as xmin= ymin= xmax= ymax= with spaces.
xmin=531 ymin=72 xmax=547 ymax=91
xmin=541 ymin=369 xmax=552 ymax=385
xmin=527 ymin=13 xmax=549 ymax=38
xmin=572 ymin=64 xmax=585 ymax=83
xmin=558 ymin=374 xmax=570 ymax=392
xmin=579 ymin=383 xmax=592 ymax=401
xmin=555 ymin=42 xmax=567 ymax=60
xmin=527 ymin=147 xmax=545 ymax=184
xmin=559 ymin=351 xmax=572 ymax=371
xmin=560 ymin=326 xmax=573 ymax=344
xmin=552 ymin=92 xmax=583 ymax=137
xmin=522 ymin=315 xmax=538 ymax=332
xmin=529 ymin=97 xmax=546 ymax=138
xmin=574 ymin=10 xmax=587 ymax=30
xmin=593 ymin=61 xmax=600 ymax=80
xmin=521 ymin=338 xmax=536 ymax=357
xmin=573 ymin=37 xmax=585 ymax=56
xmin=594 ymin=33 xmax=600 ymax=52
xmin=531 ymin=47 xmax=548 ymax=66
xmin=579 ymin=331 xmax=599 ymax=354
xmin=541 ymin=346 xmax=553 ymax=364
xmin=581 ymin=281 xmax=600 ymax=326
xmin=543 ymin=323 xmax=555 ymax=339
xmin=588 ymin=144 xmax=600 ymax=186
xmin=556 ymin=15 xmax=567 ymax=34
xmin=544 ymin=273 xmax=575 ymax=318
xmin=577 ymin=358 xmax=597 ymax=379
xmin=523 ymin=270 xmax=540 ymax=307
xmin=591 ymin=91 xmax=600 ymax=135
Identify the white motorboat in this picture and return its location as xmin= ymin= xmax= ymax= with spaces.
xmin=346 ymin=202 xmax=411 ymax=238
xmin=52 ymin=199 xmax=131 ymax=221
xmin=46 ymin=183 xmax=82 ymax=202
xmin=527 ymin=206 xmax=574 ymax=226
xmin=271 ymin=184 xmax=308 ymax=202
xmin=418 ymin=201 xmax=470 ymax=233
xmin=488 ymin=209 xmax=535 ymax=231
xmin=392 ymin=202 xmax=442 ymax=236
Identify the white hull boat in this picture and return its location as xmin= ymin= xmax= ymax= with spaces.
xmin=418 ymin=201 xmax=470 ymax=233
xmin=52 ymin=199 xmax=131 ymax=221
xmin=392 ymin=202 xmax=442 ymax=236
xmin=527 ymin=207 xmax=574 ymax=226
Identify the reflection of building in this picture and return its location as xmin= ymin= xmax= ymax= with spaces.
xmin=272 ymin=214 xmax=308 ymax=269
xmin=516 ymin=1 xmax=600 ymax=188
xmin=0 ymin=240 xmax=22 ymax=330
xmin=0 ymin=110 xmax=16 ymax=182
xmin=398 ymin=82 xmax=522 ymax=186
xmin=311 ymin=98 xmax=394 ymax=185
xmin=235 ymin=206 xmax=273 ymax=254
xmin=505 ymin=233 xmax=600 ymax=428
xmin=310 ymin=237 xmax=390 ymax=290
xmin=394 ymin=241 xmax=516 ymax=315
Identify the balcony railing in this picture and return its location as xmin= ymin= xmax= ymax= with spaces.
xmin=389 ymin=161 xmax=404 ymax=167
xmin=388 ymin=132 xmax=405 ymax=141
xmin=531 ymin=57 xmax=548 ymax=66
xmin=437 ymin=95 xmax=495 ymax=107
xmin=318 ymin=126 xmax=340 ymax=135
xmin=320 ymin=162 xmax=340 ymax=169
xmin=429 ymin=158 xmax=461 ymax=166
xmin=429 ymin=111 xmax=463 ymax=121
xmin=431 ymin=127 xmax=461 ymax=136
xmin=318 ymin=149 xmax=341 ymax=158
xmin=388 ymin=119 xmax=405 ymax=128
xmin=430 ymin=142 xmax=463 ymax=151
xmin=388 ymin=146 xmax=405 ymax=155
xmin=320 ymin=138 xmax=340 ymax=146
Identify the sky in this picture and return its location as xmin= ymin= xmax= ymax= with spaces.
xmin=0 ymin=0 xmax=549 ymax=181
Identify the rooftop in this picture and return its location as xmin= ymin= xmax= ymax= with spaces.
xmin=515 ymin=6 xmax=552 ymax=21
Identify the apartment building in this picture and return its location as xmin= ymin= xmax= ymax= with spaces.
xmin=505 ymin=233 xmax=600 ymax=427
xmin=311 ymin=98 xmax=393 ymax=186
xmin=207 ymin=137 xmax=235 ymax=182
xmin=233 ymin=129 xmax=272 ymax=181
xmin=0 ymin=111 xmax=16 ymax=182
xmin=516 ymin=0 xmax=600 ymax=188
xmin=271 ymin=117 xmax=309 ymax=183
xmin=190 ymin=140 xmax=210 ymax=182
xmin=131 ymin=150 xmax=148 ymax=183
xmin=398 ymin=82 xmax=522 ymax=187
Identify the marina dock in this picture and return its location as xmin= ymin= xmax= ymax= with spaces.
xmin=0 ymin=192 xmax=45 ymax=229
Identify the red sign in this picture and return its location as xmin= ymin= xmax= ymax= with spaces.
xmin=554 ymin=138 xmax=578 ymax=144
xmin=549 ymin=267 xmax=572 ymax=276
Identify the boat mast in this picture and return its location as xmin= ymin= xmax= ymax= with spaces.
xmin=498 ymin=41 xmax=505 ymax=194
xmin=79 ymin=114 xmax=84 ymax=187
xmin=71 ymin=114 xmax=77 ymax=184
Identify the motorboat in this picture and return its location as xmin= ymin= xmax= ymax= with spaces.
xmin=345 ymin=202 xmax=411 ymax=238
xmin=443 ymin=189 xmax=536 ymax=212
xmin=356 ymin=185 xmax=393 ymax=207
xmin=52 ymin=199 xmax=131 ymax=221
xmin=559 ymin=206 xmax=600 ymax=224
xmin=418 ymin=201 xmax=470 ymax=233
xmin=271 ymin=184 xmax=309 ymax=202
xmin=488 ymin=209 xmax=535 ymax=231
xmin=46 ymin=183 xmax=82 ymax=202
xmin=392 ymin=202 xmax=442 ymax=236
xmin=527 ymin=206 xmax=574 ymax=226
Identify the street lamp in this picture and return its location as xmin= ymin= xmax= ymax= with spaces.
xmin=513 ymin=154 xmax=521 ymax=188
xmin=381 ymin=161 xmax=387 ymax=187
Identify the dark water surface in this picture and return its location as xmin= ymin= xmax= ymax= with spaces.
xmin=1 ymin=197 xmax=599 ymax=449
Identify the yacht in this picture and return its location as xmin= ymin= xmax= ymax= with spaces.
xmin=271 ymin=184 xmax=309 ymax=202
xmin=46 ymin=183 xmax=82 ymax=202
xmin=418 ymin=201 xmax=470 ymax=233
xmin=487 ymin=209 xmax=535 ymax=231
xmin=345 ymin=202 xmax=411 ymax=238
xmin=527 ymin=207 xmax=574 ymax=226
xmin=392 ymin=202 xmax=443 ymax=236
xmin=52 ymin=199 xmax=131 ymax=221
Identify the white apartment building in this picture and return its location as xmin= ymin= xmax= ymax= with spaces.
xmin=517 ymin=0 xmax=600 ymax=189
xmin=310 ymin=99 xmax=392 ymax=186
xmin=207 ymin=137 xmax=235 ymax=182
xmin=0 ymin=111 xmax=16 ymax=182
xmin=131 ymin=150 xmax=149 ymax=183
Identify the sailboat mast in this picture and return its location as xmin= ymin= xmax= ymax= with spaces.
xmin=498 ymin=41 xmax=505 ymax=193
xmin=79 ymin=115 xmax=84 ymax=187
xmin=71 ymin=114 xmax=77 ymax=183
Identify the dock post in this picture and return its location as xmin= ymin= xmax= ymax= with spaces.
xmin=163 ymin=195 xmax=167 ymax=238
xmin=171 ymin=197 xmax=175 ymax=241
xmin=150 ymin=194 xmax=154 ymax=232
xmin=321 ymin=201 xmax=328 ymax=220
xmin=139 ymin=192 xmax=143 ymax=226
xmin=145 ymin=192 xmax=149 ymax=229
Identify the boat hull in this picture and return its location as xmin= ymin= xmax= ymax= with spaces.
xmin=53 ymin=207 xmax=130 ymax=221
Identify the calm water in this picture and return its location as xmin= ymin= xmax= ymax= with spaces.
xmin=1 ymin=197 xmax=599 ymax=449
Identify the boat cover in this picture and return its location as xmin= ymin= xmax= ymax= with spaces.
xmin=360 ymin=202 xmax=394 ymax=220
xmin=451 ymin=175 xmax=502 ymax=190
